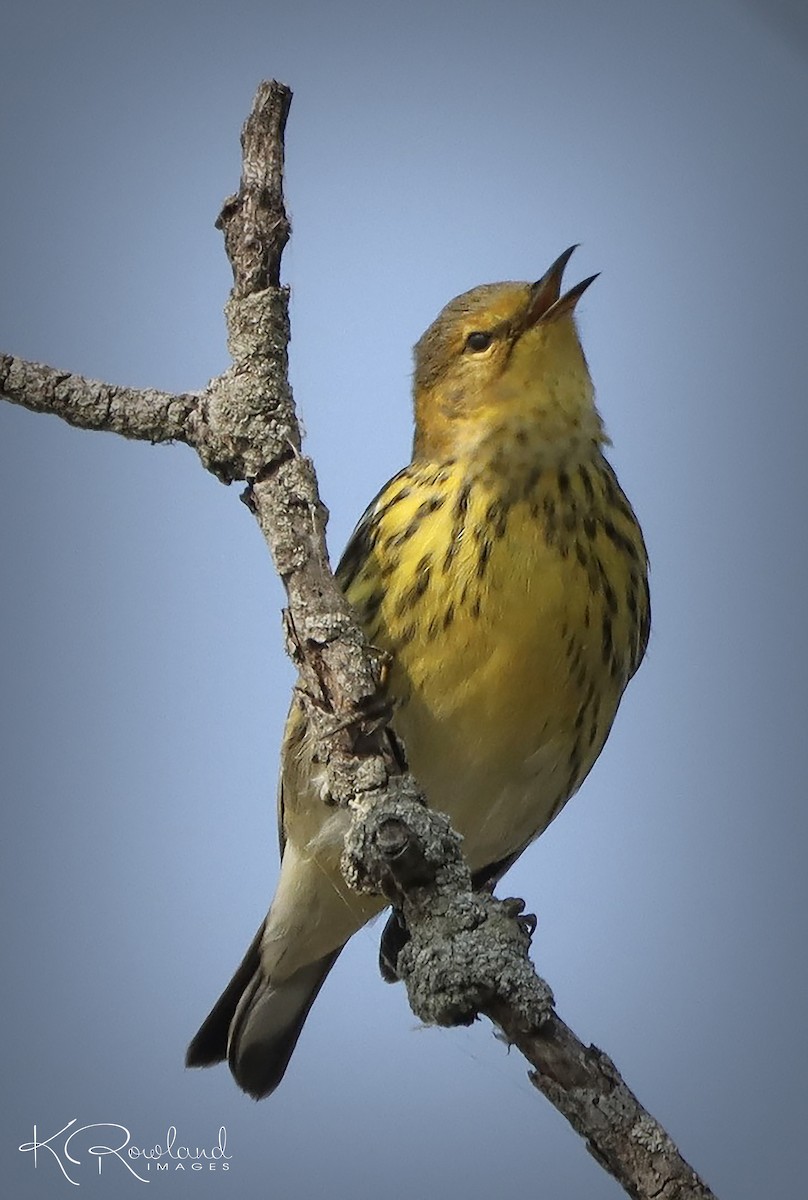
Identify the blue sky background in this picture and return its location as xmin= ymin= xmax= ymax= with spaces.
xmin=2 ymin=1 xmax=807 ymax=1196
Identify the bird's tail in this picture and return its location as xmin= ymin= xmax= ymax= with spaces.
xmin=186 ymin=925 xmax=342 ymax=1100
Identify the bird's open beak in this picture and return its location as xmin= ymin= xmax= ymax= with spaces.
xmin=522 ymin=245 xmax=598 ymax=329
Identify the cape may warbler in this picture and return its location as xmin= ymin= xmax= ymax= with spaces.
xmin=187 ymin=246 xmax=650 ymax=1098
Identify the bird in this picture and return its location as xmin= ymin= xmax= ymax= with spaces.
xmin=186 ymin=246 xmax=650 ymax=1099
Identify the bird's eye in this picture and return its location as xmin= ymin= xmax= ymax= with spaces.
xmin=464 ymin=331 xmax=493 ymax=353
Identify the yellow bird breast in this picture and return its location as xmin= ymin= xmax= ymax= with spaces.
xmin=339 ymin=454 xmax=649 ymax=876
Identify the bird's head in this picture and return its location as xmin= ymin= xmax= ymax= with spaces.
xmin=412 ymin=247 xmax=607 ymax=465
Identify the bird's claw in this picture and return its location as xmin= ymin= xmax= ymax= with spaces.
xmin=501 ymin=896 xmax=537 ymax=941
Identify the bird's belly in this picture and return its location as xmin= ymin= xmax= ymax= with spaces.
xmin=393 ymin=660 xmax=594 ymax=873
xmin=387 ymin=528 xmax=623 ymax=872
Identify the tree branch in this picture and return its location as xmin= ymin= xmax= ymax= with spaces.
xmin=0 ymin=354 xmax=200 ymax=444
xmin=493 ymin=1003 xmax=717 ymax=1198
xmin=0 ymin=79 xmax=718 ymax=1200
